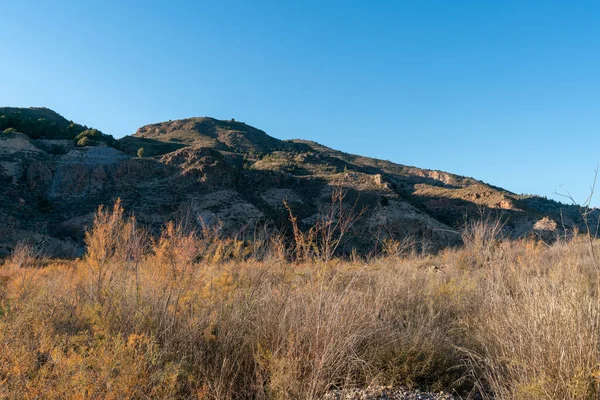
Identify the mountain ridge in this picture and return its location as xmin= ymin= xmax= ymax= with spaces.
xmin=0 ymin=107 xmax=592 ymax=258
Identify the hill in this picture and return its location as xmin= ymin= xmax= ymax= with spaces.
xmin=134 ymin=117 xmax=294 ymax=153
xmin=0 ymin=107 xmax=118 ymax=147
xmin=0 ymin=107 xmax=594 ymax=257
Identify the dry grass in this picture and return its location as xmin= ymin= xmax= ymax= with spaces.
xmin=1 ymin=202 xmax=600 ymax=399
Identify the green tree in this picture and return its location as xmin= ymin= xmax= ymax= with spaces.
xmin=137 ymin=147 xmax=145 ymax=158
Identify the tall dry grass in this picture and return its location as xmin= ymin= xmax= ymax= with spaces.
xmin=464 ymin=238 xmax=600 ymax=399
xmin=1 ymin=201 xmax=600 ymax=399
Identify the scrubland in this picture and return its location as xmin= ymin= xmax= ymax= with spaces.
xmin=1 ymin=201 xmax=600 ymax=399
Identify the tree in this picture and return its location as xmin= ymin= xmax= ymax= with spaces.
xmin=77 ymin=137 xmax=90 ymax=147
xmin=137 ymin=147 xmax=145 ymax=158
xmin=0 ymin=115 xmax=8 ymax=131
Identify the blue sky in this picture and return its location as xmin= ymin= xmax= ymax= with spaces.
xmin=2 ymin=1 xmax=600 ymax=204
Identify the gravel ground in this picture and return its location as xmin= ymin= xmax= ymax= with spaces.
xmin=323 ymin=386 xmax=456 ymax=400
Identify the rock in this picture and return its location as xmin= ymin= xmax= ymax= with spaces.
xmin=533 ymin=217 xmax=558 ymax=232
xmin=27 ymin=161 xmax=53 ymax=194
xmin=322 ymin=386 xmax=455 ymax=400
xmin=0 ymin=133 xmax=43 ymax=154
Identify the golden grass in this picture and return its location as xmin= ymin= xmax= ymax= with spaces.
xmin=1 ymin=202 xmax=600 ymax=399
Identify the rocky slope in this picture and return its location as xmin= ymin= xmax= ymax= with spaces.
xmin=0 ymin=107 xmax=594 ymax=257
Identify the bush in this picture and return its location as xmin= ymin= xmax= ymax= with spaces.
xmin=2 ymin=127 xmax=18 ymax=134
xmin=2 ymin=202 xmax=600 ymax=398
xmin=77 ymin=137 xmax=90 ymax=147
xmin=460 ymin=209 xmax=505 ymax=266
xmin=74 ymin=128 xmax=119 ymax=149
xmin=74 ymin=128 xmax=103 ymax=142
xmin=137 ymin=147 xmax=145 ymax=158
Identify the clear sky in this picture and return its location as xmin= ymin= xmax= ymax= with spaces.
xmin=2 ymin=1 xmax=600 ymax=205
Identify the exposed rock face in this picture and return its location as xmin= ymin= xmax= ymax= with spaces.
xmin=534 ymin=217 xmax=558 ymax=231
xmin=184 ymin=190 xmax=264 ymax=232
xmin=1 ymin=109 xmax=596 ymax=258
xmin=26 ymin=161 xmax=53 ymax=194
xmin=0 ymin=134 xmax=44 ymax=154
xmin=369 ymin=201 xmax=457 ymax=244
xmin=261 ymin=188 xmax=304 ymax=209
xmin=160 ymin=146 xmax=236 ymax=188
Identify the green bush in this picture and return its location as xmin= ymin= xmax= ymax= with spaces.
xmin=74 ymin=129 xmax=119 ymax=149
xmin=74 ymin=129 xmax=103 ymax=142
xmin=2 ymin=127 xmax=18 ymax=134
xmin=137 ymin=147 xmax=145 ymax=158
xmin=77 ymin=137 xmax=90 ymax=147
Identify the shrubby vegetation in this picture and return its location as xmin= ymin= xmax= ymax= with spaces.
xmin=1 ymin=200 xmax=600 ymax=399
xmin=0 ymin=108 xmax=121 ymax=149
xmin=74 ymin=128 xmax=120 ymax=149
xmin=0 ymin=108 xmax=87 ymax=139
xmin=117 ymin=136 xmax=186 ymax=157
xmin=76 ymin=136 xmax=90 ymax=147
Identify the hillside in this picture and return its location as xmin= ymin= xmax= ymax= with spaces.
xmin=0 ymin=107 xmax=594 ymax=257
xmin=0 ymin=107 xmax=122 ymax=153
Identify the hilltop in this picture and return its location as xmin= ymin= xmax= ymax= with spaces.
xmin=0 ymin=107 xmax=119 ymax=147
xmin=0 ymin=107 xmax=593 ymax=257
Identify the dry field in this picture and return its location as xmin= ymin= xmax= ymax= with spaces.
xmin=1 ymin=201 xmax=600 ymax=399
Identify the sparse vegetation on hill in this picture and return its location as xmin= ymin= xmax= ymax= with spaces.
xmin=2 ymin=105 xmax=599 ymax=266
xmin=134 ymin=116 xmax=298 ymax=153
xmin=1 ymin=201 xmax=600 ymax=399
xmin=2 ymin=106 xmax=598 ymax=260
